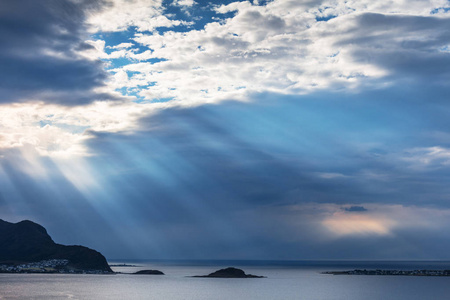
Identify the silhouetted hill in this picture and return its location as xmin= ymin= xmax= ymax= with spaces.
xmin=0 ymin=219 xmax=112 ymax=273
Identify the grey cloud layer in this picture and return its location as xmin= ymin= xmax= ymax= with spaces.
xmin=3 ymin=87 xmax=450 ymax=259
xmin=341 ymin=13 xmax=450 ymax=82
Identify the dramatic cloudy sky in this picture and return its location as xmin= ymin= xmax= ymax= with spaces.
xmin=1 ymin=0 xmax=450 ymax=260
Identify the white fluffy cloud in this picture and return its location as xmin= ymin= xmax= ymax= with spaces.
xmin=173 ymin=0 xmax=196 ymax=7
xmin=86 ymin=0 xmax=193 ymax=32
xmin=93 ymin=0 xmax=450 ymax=106
xmin=85 ymin=0 xmax=450 ymax=104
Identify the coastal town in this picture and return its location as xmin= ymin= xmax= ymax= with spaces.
xmin=0 ymin=259 xmax=110 ymax=274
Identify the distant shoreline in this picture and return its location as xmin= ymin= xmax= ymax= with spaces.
xmin=323 ymin=269 xmax=450 ymax=276
xmin=109 ymin=264 xmax=138 ymax=267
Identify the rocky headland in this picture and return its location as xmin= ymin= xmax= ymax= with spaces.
xmin=0 ymin=219 xmax=112 ymax=274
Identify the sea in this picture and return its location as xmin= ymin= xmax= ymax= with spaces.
xmin=1 ymin=260 xmax=450 ymax=299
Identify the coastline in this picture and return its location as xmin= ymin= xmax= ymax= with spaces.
xmin=323 ymin=269 xmax=450 ymax=276
xmin=2 ymin=261 xmax=450 ymax=300
xmin=0 ymin=259 xmax=113 ymax=274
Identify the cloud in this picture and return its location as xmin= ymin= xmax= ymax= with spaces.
xmin=1 ymin=0 xmax=449 ymax=157
xmin=0 ymin=0 xmax=118 ymax=105
xmin=108 ymin=42 xmax=135 ymax=49
xmin=3 ymin=92 xmax=450 ymax=259
xmin=344 ymin=206 xmax=368 ymax=212
xmin=402 ymin=146 xmax=450 ymax=168
xmin=282 ymin=203 xmax=450 ymax=240
xmin=322 ymin=213 xmax=393 ymax=236
xmin=0 ymin=100 xmax=171 ymax=157
xmin=87 ymin=0 xmax=191 ymax=32
xmin=81 ymin=92 xmax=450 ymax=211
xmin=94 ymin=0 xmax=450 ymax=106
xmin=173 ymin=0 xmax=196 ymax=7
xmin=2 ymin=0 xmax=447 ymax=156
xmin=338 ymin=13 xmax=450 ymax=85
xmin=316 ymin=172 xmax=349 ymax=179
xmin=4 ymin=135 xmax=450 ymax=259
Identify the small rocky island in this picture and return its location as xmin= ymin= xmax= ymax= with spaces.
xmin=193 ymin=267 xmax=265 ymax=278
xmin=324 ymin=269 xmax=450 ymax=276
xmin=0 ymin=219 xmax=112 ymax=274
xmin=133 ymin=270 xmax=165 ymax=275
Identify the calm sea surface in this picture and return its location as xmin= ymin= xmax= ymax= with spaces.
xmin=1 ymin=261 xmax=450 ymax=299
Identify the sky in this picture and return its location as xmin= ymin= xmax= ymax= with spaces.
xmin=1 ymin=0 xmax=450 ymax=260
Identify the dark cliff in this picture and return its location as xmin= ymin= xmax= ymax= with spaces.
xmin=0 ymin=219 xmax=112 ymax=273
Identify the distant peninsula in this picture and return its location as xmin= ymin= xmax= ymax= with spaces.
xmin=193 ymin=267 xmax=265 ymax=278
xmin=0 ymin=219 xmax=112 ymax=274
xmin=324 ymin=269 xmax=450 ymax=276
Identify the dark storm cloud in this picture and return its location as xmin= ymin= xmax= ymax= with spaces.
xmin=87 ymin=86 xmax=450 ymax=211
xmin=3 ymin=86 xmax=450 ymax=259
xmin=0 ymin=0 xmax=117 ymax=105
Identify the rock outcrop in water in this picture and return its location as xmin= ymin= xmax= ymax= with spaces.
xmin=0 ymin=219 xmax=112 ymax=273
xmin=133 ymin=270 xmax=165 ymax=275
xmin=193 ymin=267 xmax=265 ymax=278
